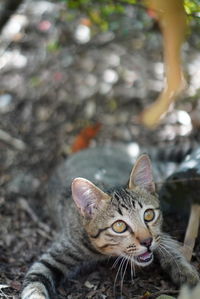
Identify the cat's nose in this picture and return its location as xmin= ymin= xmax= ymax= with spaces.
xmin=140 ymin=237 xmax=152 ymax=248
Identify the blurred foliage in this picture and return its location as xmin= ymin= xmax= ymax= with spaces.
xmin=59 ymin=0 xmax=200 ymax=30
xmin=184 ymin=0 xmax=200 ymax=14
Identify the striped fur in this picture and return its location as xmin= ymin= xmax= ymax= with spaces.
xmin=21 ymin=153 xmax=199 ymax=299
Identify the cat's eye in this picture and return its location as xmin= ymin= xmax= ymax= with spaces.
xmin=144 ymin=209 xmax=155 ymax=222
xmin=112 ymin=220 xmax=127 ymax=233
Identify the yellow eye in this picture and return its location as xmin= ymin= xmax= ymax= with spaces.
xmin=144 ymin=209 xmax=155 ymax=222
xmin=112 ymin=221 xmax=127 ymax=233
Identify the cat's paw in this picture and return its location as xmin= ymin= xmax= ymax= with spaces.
xmin=181 ymin=266 xmax=200 ymax=286
xmin=171 ymin=262 xmax=199 ymax=287
xmin=21 ymin=282 xmax=50 ymax=299
xmin=178 ymin=283 xmax=200 ymax=299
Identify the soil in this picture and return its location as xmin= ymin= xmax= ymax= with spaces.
xmin=0 ymin=1 xmax=200 ymax=298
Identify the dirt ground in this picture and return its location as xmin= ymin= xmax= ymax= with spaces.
xmin=0 ymin=1 xmax=200 ymax=298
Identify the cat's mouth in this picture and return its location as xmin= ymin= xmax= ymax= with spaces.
xmin=136 ymin=251 xmax=153 ymax=266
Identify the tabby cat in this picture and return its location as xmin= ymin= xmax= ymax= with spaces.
xmin=21 ymin=146 xmax=199 ymax=299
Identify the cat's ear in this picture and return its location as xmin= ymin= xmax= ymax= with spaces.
xmin=72 ymin=178 xmax=110 ymax=218
xmin=128 ymin=154 xmax=155 ymax=193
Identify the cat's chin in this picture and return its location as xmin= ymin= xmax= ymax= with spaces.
xmin=135 ymin=251 xmax=153 ymax=267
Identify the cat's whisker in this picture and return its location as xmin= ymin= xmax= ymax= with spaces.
xmin=130 ymin=257 xmax=134 ymax=282
xmin=119 ymin=256 xmax=127 ymax=280
xmin=112 ymin=255 xmax=122 ymax=269
xmin=159 ymin=243 xmax=181 ymax=281
xmin=159 ymin=236 xmax=182 ymax=250
xmin=127 ymin=254 xmax=136 ymax=282
xmin=160 ymin=240 xmax=183 ymax=259
xmin=113 ymin=256 xmax=126 ymax=297
xmin=157 ymin=246 xmax=166 ymax=261
xmin=157 ymin=245 xmax=172 ymax=267
xmin=120 ymin=257 xmax=129 ymax=295
xmin=159 ymin=244 xmax=178 ymax=267
xmin=160 ymin=233 xmax=182 ymax=245
xmin=166 ymin=240 xmax=182 ymax=248
xmin=132 ymin=257 xmax=136 ymax=279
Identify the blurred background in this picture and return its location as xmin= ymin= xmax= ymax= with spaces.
xmin=0 ymin=0 xmax=200 ymax=298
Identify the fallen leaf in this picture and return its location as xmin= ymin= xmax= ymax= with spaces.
xmin=141 ymin=291 xmax=151 ymax=298
xmin=84 ymin=281 xmax=94 ymax=289
xmin=81 ymin=18 xmax=92 ymax=27
xmin=71 ymin=123 xmax=101 ymax=153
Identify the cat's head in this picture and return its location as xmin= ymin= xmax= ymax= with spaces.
xmin=71 ymin=154 xmax=162 ymax=267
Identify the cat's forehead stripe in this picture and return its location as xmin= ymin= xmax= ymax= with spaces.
xmin=113 ymin=188 xmax=141 ymax=210
xmin=138 ymin=201 xmax=143 ymax=208
xmin=117 ymin=205 xmax=123 ymax=215
xmin=120 ymin=203 xmax=129 ymax=210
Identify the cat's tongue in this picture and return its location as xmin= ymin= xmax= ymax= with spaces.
xmin=137 ymin=251 xmax=152 ymax=263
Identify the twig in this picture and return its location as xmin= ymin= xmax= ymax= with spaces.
xmin=0 ymin=285 xmax=13 ymax=299
xmin=182 ymin=204 xmax=200 ymax=261
xmin=37 ymin=228 xmax=53 ymax=240
xmin=156 ymin=177 xmax=200 ymax=186
xmin=19 ymin=197 xmax=51 ymax=233
xmin=150 ymin=289 xmax=179 ymax=298
xmin=0 ymin=128 xmax=26 ymax=151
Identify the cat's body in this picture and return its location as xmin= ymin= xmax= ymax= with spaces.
xmin=160 ymin=147 xmax=200 ymax=209
xmin=21 ymin=146 xmax=199 ymax=299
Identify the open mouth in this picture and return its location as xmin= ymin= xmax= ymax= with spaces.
xmin=136 ymin=251 xmax=153 ymax=265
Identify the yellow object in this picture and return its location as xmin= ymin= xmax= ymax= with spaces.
xmin=141 ymin=0 xmax=187 ymax=128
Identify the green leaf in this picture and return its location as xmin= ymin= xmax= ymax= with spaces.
xmin=47 ymin=41 xmax=60 ymax=52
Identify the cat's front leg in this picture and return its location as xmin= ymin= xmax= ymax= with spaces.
xmin=155 ymin=234 xmax=199 ymax=286
xmin=21 ymin=258 xmax=59 ymax=299
xmin=21 ymin=280 xmax=50 ymax=299
xmin=21 ymin=239 xmax=89 ymax=299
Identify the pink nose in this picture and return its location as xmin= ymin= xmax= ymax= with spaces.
xmin=140 ymin=237 xmax=152 ymax=248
